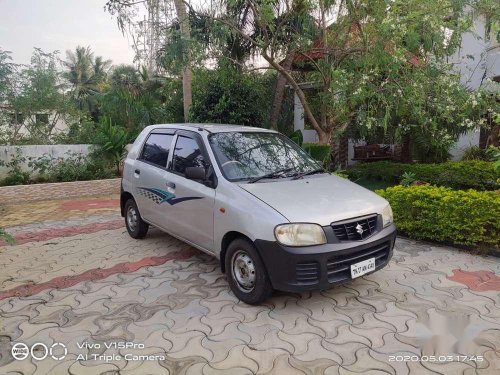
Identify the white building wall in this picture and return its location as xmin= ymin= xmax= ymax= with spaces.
xmin=10 ymin=112 xmax=70 ymax=137
xmin=449 ymin=13 xmax=499 ymax=154
xmin=293 ymin=93 xmax=318 ymax=143
xmin=0 ymin=144 xmax=93 ymax=179
xmin=449 ymin=130 xmax=481 ymax=161
xmin=450 ymin=14 xmax=500 ymax=90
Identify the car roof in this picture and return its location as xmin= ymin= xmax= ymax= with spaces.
xmin=147 ymin=123 xmax=278 ymax=134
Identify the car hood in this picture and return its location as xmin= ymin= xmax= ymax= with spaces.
xmin=238 ymin=174 xmax=389 ymax=226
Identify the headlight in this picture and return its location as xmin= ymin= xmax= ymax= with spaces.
xmin=382 ymin=204 xmax=393 ymax=227
xmin=274 ymin=223 xmax=327 ymax=246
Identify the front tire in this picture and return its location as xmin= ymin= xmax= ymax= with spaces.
xmin=225 ymin=238 xmax=272 ymax=304
xmin=124 ymin=198 xmax=149 ymax=239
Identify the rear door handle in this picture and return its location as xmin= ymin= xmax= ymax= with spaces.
xmin=134 ymin=169 xmax=140 ymax=175
xmin=166 ymin=181 xmax=175 ymax=189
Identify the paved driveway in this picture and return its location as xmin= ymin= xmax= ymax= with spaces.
xmin=0 ymin=195 xmax=499 ymax=374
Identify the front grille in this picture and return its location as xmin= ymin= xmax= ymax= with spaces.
xmin=326 ymin=241 xmax=390 ymax=283
xmin=296 ymin=261 xmax=320 ymax=285
xmin=331 ymin=215 xmax=378 ymax=241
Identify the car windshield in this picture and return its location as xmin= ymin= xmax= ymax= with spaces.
xmin=208 ymin=131 xmax=322 ymax=182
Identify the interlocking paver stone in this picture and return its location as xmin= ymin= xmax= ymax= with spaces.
xmin=0 ymin=189 xmax=499 ymax=374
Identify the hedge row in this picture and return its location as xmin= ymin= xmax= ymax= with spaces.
xmin=346 ymin=160 xmax=499 ymax=190
xmin=303 ymin=143 xmax=331 ymax=163
xmin=377 ymin=185 xmax=500 ymax=249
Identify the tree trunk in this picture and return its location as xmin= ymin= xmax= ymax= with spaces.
xmin=173 ymin=0 xmax=192 ymax=122
xmin=401 ymin=135 xmax=412 ymax=163
xmin=181 ymin=67 xmax=192 ymax=122
xmin=339 ymin=134 xmax=349 ymax=168
xmin=262 ymin=52 xmax=324 ymax=140
xmin=328 ymin=133 xmax=348 ymax=170
xmin=329 ymin=137 xmax=337 ymax=171
xmin=269 ymin=53 xmax=294 ymax=130
xmin=486 ymin=124 xmax=499 ymax=147
xmin=317 ymin=130 xmax=330 ymax=145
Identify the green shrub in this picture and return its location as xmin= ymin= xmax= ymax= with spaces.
xmin=345 ymin=161 xmax=405 ymax=182
xmin=462 ymin=146 xmax=499 ymax=161
xmin=30 ymin=152 xmax=115 ymax=183
xmin=346 ymin=160 xmax=499 ymax=190
xmin=0 ymin=227 xmax=15 ymax=245
xmin=190 ymin=67 xmax=275 ymax=127
xmin=400 ymin=171 xmax=417 ymax=186
xmin=47 ymin=157 xmax=112 ymax=182
xmin=462 ymin=146 xmax=488 ymax=161
xmin=303 ymin=143 xmax=331 ymax=164
xmin=490 ymin=147 xmax=500 ymax=173
xmin=378 ymin=185 xmax=500 ymax=248
xmin=94 ymin=118 xmax=129 ymax=176
xmin=0 ymin=148 xmax=31 ymax=186
xmin=289 ymin=130 xmax=303 ymax=146
xmin=408 ymin=161 xmax=498 ymax=190
xmin=2 ymin=171 xmax=31 ymax=186
xmin=0 ymin=146 xmax=118 ymax=186
xmin=333 ymin=171 xmax=349 ymax=179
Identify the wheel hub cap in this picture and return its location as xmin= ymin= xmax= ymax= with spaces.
xmin=232 ymin=251 xmax=256 ymax=292
xmin=127 ymin=207 xmax=138 ymax=231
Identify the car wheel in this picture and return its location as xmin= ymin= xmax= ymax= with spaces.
xmin=225 ymin=238 xmax=272 ymax=304
xmin=124 ymin=198 xmax=149 ymax=239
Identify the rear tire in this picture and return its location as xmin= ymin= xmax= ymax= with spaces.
xmin=124 ymin=198 xmax=149 ymax=239
xmin=225 ymin=238 xmax=272 ymax=304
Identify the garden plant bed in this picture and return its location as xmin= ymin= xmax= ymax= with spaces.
xmin=377 ymin=185 xmax=500 ymax=253
xmin=346 ymin=160 xmax=499 ymax=190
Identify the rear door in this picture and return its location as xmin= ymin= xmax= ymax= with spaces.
xmin=163 ymin=131 xmax=216 ymax=252
xmin=134 ymin=131 xmax=175 ymax=225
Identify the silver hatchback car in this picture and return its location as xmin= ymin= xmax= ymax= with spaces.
xmin=121 ymin=123 xmax=396 ymax=304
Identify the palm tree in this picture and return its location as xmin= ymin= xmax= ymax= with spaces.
xmin=105 ymin=0 xmax=192 ymax=121
xmin=110 ymin=64 xmax=142 ymax=95
xmin=173 ymin=0 xmax=192 ymax=122
xmin=64 ymin=46 xmax=111 ymax=117
xmin=93 ymin=56 xmax=111 ymax=89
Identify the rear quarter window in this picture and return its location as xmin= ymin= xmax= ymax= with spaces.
xmin=140 ymin=133 xmax=173 ymax=167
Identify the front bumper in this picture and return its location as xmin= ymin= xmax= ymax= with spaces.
xmin=254 ymin=224 xmax=396 ymax=293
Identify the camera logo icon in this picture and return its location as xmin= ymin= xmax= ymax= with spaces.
xmin=11 ymin=342 xmax=67 ymax=361
xmin=11 ymin=343 xmax=29 ymax=360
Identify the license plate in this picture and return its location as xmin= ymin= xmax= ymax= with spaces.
xmin=350 ymin=257 xmax=375 ymax=278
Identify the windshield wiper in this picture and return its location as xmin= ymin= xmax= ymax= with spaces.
xmin=248 ymin=167 xmax=295 ymax=183
xmin=291 ymin=168 xmax=325 ymax=180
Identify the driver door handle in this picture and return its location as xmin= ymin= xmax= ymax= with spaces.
xmin=166 ymin=181 xmax=176 ymax=189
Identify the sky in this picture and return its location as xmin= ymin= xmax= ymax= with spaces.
xmin=0 ymin=0 xmax=136 ymax=66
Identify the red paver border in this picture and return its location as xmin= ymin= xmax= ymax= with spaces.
xmin=0 ymin=247 xmax=198 ymax=301
xmin=59 ymin=198 xmax=120 ymax=211
xmin=0 ymin=219 xmax=124 ymax=246
xmin=447 ymin=269 xmax=500 ymax=292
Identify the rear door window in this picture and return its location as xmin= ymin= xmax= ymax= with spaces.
xmin=140 ymin=133 xmax=173 ymax=168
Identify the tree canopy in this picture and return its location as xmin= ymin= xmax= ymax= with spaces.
xmin=1 ymin=0 xmax=498 ymax=163
xmin=194 ymin=0 xmax=498 ymax=162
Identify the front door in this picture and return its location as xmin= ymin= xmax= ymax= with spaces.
xmin=162 ymin=132 xmax=216 ymax=252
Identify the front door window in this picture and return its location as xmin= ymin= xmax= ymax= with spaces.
xmin=171 ymin=135 xmax=207 ymax=175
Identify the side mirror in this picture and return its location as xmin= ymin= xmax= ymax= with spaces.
xmin=185 ymin=166 xmax=206 ymax=180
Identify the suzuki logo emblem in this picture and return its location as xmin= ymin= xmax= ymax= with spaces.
xmin=356 ymin=224 xmax=364 ymax=235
